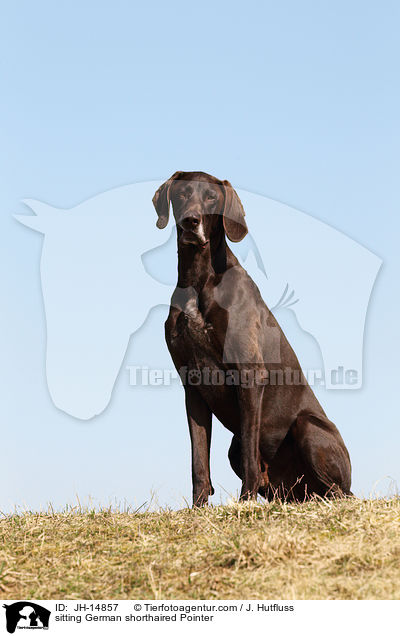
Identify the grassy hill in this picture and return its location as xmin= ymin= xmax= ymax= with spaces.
xmin=0 ymin=497 xmax=399 ymax=599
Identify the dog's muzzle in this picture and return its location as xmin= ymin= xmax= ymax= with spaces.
xmin=179 ymin=215 xmax=208 ymax=247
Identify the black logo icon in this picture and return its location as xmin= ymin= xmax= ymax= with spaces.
xmin=3 ymin=603 xmax=50 ymax=633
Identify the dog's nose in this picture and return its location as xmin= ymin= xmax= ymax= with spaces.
xmin=180 ymin=215 xmax=200 ymax=230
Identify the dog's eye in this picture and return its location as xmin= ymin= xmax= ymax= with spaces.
xmin=207 ymin=194 xmax=216 ymax=201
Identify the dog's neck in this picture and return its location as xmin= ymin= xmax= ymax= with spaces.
xmin=177 ymin=228 xmax=238 ymax=292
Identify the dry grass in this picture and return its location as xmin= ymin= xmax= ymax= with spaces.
xmin=0 ymin=497 xmax=399 ymax=600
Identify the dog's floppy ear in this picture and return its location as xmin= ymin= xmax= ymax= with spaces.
xmin=222 ymin=180 xmax=248 ymax=242
xmin=152 ymin=171 xmax=183 ymax=229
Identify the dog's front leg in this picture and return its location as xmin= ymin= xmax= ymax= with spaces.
xmin=185 ymin=386 xmax=214 ymax=507
xmin=237 ymin=384 xmax=264 ymax=500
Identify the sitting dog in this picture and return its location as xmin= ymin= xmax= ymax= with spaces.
xmin=153 ymin=171 xmax=352 ymax=505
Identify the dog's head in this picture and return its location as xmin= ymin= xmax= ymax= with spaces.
xmin=152 ymin=171 xmax=248 ymax=247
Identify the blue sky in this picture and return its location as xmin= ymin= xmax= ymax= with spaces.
xmin=1 ymin=1 xmax=399 ymax=511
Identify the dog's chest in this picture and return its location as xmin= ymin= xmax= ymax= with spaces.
xmin=167 ymin=297 xmax=239 ymax=430
xmin=167 ymin=293 xmax=224 ymax=369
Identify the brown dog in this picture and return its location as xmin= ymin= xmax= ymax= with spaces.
xmin=153 ymin=171 xmax=352 ymax=506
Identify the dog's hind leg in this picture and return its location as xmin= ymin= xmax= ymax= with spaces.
xmin=291 ymin=410 xmax=352 ymax=497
